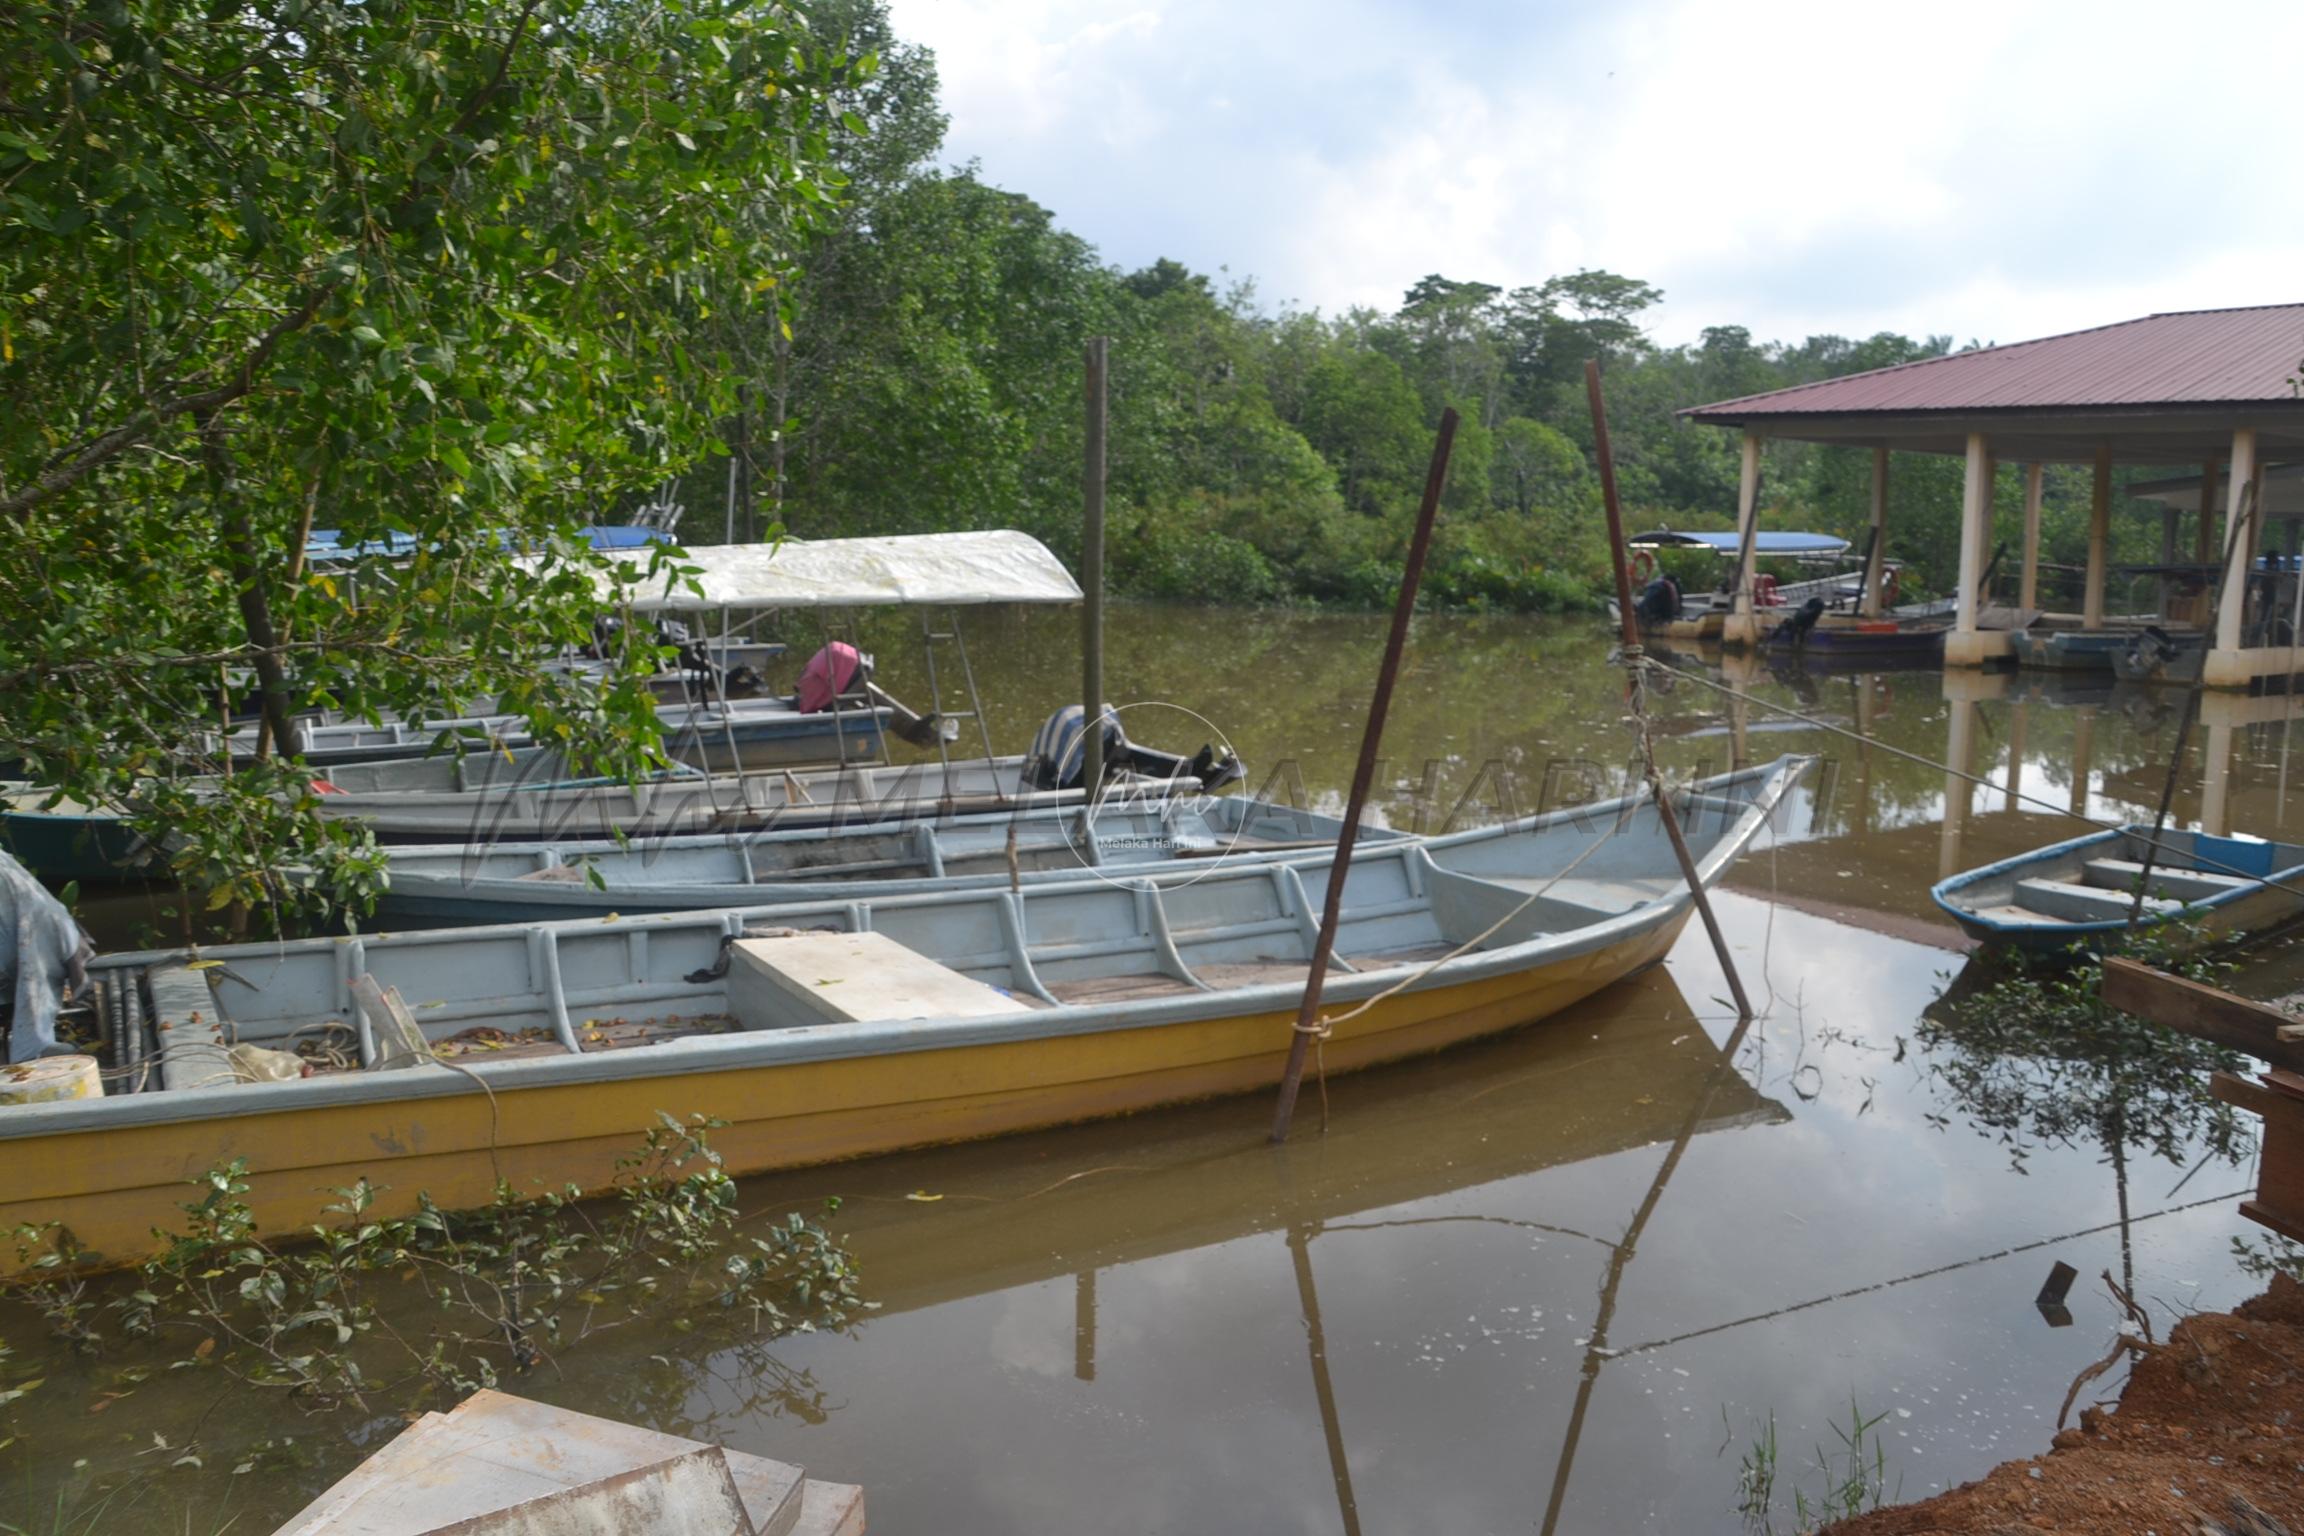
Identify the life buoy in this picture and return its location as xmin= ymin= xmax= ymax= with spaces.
xmin=1629 ymin=548 xmax=1657 ymax=583
xmin=1753 ymin=573 xmax=1781 ymax=607
xmin=1878 ymin=567 xmax=1900 ymax=609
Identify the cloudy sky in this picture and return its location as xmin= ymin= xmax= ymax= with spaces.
xmin=883 ymin=0 xmax=2303 ymax=347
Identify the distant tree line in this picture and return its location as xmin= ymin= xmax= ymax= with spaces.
xmin=674 ymin=0 xmax=2186 ymax=614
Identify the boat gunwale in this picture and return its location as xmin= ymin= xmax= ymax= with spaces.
xmin=0 ymin=758 xmax=1808 ymax=1141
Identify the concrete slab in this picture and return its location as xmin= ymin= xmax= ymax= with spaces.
xmin=274 ymin=1389 xmax=813 ymax=1536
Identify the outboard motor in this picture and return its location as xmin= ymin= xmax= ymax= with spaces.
xmin=1773 ymin=597 xmax=1827 ymax=647
xmin=1024 ymin=703 xmax=1127 ymax=792
xmin=1634 ymin=575 xmax=1682 ymax=625
xmin=794 ymin=642 xmax=872 ymax=714
xmin=584 ymin=613 xmax=625 ymax=661
xmin=2126 ymin=624 xmax=2180 ymax=679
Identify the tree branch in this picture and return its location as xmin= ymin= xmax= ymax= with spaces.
xmin=0 ymin=286 xmax=329 ymax=519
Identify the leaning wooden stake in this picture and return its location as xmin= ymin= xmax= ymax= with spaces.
xmin=1586 ymin=359 xmax=1754 ymax=1020
xmin=1082 ymin=337 xmax=1110 ymax=802
xmin=1269 ymin=408 xmax=1459 ymax=1143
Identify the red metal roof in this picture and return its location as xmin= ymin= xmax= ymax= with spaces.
xmin=1683 ymin=304 xmax=2304 ymax=420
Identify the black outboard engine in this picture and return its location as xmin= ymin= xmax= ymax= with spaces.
xmin=652 ymin=617 xmax=718 ymax=696
xmin=1634 ymin=576 xmax=1682 ymax=625
xmin=1023 ymin=704 xmax=1128 ymax=792
xmin=1773 ymin=596 xmax=1827 ymax=647
xmin=584 ymin=613 xmax=625 ymax=661
xmin=2126 ymin=624 xmax=2181 ymax=678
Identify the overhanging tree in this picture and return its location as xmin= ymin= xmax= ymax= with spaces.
xmin=0 ymin=0 xmax=857 ymax=917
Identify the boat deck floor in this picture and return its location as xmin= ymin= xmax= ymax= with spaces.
xmin=292 ymin=1014 xmax=742 ymax=1075
xmin=1038 ymin=945 xmax=1461 ymax=1008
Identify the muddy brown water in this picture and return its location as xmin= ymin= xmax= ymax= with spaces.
xmin=11 ymin=606 xmax=2300 ymax=1532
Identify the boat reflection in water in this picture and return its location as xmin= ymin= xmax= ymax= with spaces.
xmin=533 ymin=963 xmax=1788 ymax=1534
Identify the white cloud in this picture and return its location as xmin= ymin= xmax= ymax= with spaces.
xmin=886 ymin=0 xmax=2304 ymax=344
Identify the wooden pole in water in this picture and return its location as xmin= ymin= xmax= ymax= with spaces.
xmin=1269 ymin=407 xmax=1458 ymax=1144
xmin=1587 ymin=359 xmax=1754 ymax=1021
xmin=1082 ymin=338 xmax=1109 ymax=802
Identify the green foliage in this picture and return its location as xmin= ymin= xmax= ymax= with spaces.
xmin=1919 ymin=930 xmax=2256 ymax=1174
xmin=5 ymin=1116 xmax=864 ymax=1422
xmin=0 ymin=0 xmax=858 ymax=914
xmin=1722 ymin=1398 xmax=1899 ymax=1534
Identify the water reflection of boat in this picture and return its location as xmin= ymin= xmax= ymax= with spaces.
xmin=0 ymin=760 xmax=1806 ymax=1273
xmin=1933 ymin=825 xmax=2304 ymax=952
xmin=790 ymin=963 xmax=1789 ymax=1320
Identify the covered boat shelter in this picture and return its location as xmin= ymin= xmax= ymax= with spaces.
xmin=1680 ymin=304 xmax=2304 ymax=685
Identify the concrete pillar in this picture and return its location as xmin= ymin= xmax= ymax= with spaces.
xmin=1723 ymin=433 xmax=1764 ymax=648
xmin=2084 ymin=444 xmax=2111 ymax=630
xmin=2068 ymin=707 xmax=2096 ymax=818
xmin=2018 ymin=463 xmax=2044 ymax=612
xmin=2195 ymin=461 xmax=2219 ymax=566
xmin=2201 ymin=717 xmax=2234 ymax=837
xmin=2159 ymin=507 xmax=2178 ymax=618
xmin=2005 ymin=697 xmax=2029 ymax=813
xmin=2214 ymin=429 xmax=2260 ymax=654
xmin=1861 ymin=446 xmax=1891 ymax=617
xmin=1945 ymin=432 xmax=2008 ymax=666
xmin=1938 ymin=691 xmax=1978 ymax=880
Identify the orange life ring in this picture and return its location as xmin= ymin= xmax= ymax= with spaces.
xmin=1629 ymin=548 xmax=1658 ymax=583
xmin=1753 ymin=573 xmax=1781 ymax=607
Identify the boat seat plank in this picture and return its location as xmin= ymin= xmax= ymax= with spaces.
xmin=2013 ymin=877 xmax=2181 ymax=923
xmin=150 ymin=964 xmax=236 ymax=1091
xmin=2081 ymin=858 xmax=2255 ymax=901
xmin=728 ymin=932 xmax=1032 ymax=1027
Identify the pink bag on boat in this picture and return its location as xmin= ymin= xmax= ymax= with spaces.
xmin=795 ymin=642 xmax=866 ymax=713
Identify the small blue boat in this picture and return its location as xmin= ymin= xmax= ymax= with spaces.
xmin=1932 ymin=826 xmax=2304 ymax=952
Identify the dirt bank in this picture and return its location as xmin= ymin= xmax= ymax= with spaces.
xmin=1829 ymin=1274 xmax=2304 ymax=1536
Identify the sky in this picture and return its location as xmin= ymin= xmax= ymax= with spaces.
xmin=882 ymin=0 xmax=2304 ymax=348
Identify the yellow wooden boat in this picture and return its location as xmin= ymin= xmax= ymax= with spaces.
xmin=0 ymin=758 xmax=1804 ymax=1274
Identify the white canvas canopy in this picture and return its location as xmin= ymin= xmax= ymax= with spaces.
xmin=576 ymin=530 xmax=1084 ymax=611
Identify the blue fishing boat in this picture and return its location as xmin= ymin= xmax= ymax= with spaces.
xmin=1932 ymin=826 xmax=2304 ymax=952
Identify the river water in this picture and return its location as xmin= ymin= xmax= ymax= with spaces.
xmin=8 ymin=605 xmax=2296 ymax=1533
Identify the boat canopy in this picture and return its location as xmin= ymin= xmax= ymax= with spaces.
xmin=1627 ymin=529 xmax=1851 ymax=557
xmin=585 ymin=530 xmax=1084 ymax=611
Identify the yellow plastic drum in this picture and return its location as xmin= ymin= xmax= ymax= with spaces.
xmin=0 ymin=1055 xmax=103 ymax=1104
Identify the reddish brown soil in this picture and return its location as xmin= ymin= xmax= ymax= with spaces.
xmin=1829 ymin=1274 xmax=2304 ymax=1536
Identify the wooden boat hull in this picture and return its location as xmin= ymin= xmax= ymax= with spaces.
xmin=0 ymin=923 xmax=1679 ymax=1271
xmin=0 ymin=759 xmax=1807 ymax=1273
xmin=1791 ymin=619 xmax=1949 ymax=659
